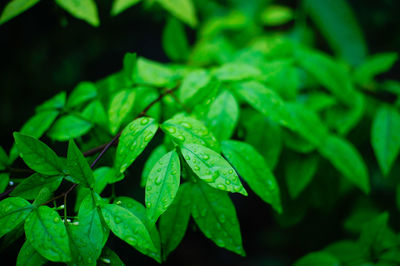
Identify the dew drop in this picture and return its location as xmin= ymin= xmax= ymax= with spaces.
xmin=155 ymin=176 xmax=163 ymax=185
xmin=115 ymin=216 xmax=122 ymax=224
xmin=146 ymin=185 xmax=152 ymax=191
xmin=225 ymin=179 xmax=231 ymax=185
xmin=228 ymin=169 xmax=234 ymax=174
xmin=53 ymin=217 xmax=60 ymax=223
xmin=144 ymin=134 xmax=153 ymax=142
xmin=176 ymin=135 xmax=185 ymax=141
xmin=127 ymin=236 xmax=137 ymax=245
xmin=184 ymin=155 xmax=190 ymax=161
xmin=193 ymin=165 xmax=200 ymax=171
xmin=166 ymin=126 xmax=176 ymax=134
xmin=219 ymin=214 xmax=226 ymax=223
xmin=212 ymin=171 xmax=220 ymax=179
xmin=116 ymin=200 xmax=122 ymax=205
xmin=217 ymin=184 xmax=226 ymax=190
xmin=202 ymin=154 xmax=209 ymax=160
xmin=181 ymin=122 xmax=191 ymax=128
xmin=140 ymin=118 xmax=150 ymax=125
xmin=146 ymin=202 xmax=152 ymax=208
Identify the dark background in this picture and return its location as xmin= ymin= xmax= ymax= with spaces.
xmin=0 ymin=0 xmax=400 ymax=265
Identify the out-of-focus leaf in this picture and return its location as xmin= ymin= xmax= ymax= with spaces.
xmin=111 ymin=0 xmax=141 ymax=16
xmin=319 ymin=135 xmax=369 ymax=193
xmin=260 ymin=5 xmax=294 ymax=26
xmin=134 ymin=57 xmax=176 ymax=87
xmin=181 ymin=144 xmax=247 ymax=195
xmin=205 ymin=90 xmax=239 ymax=141
xmin=67 ymin=81 xmax=98 ymax=108
xmin=285 ymin=153 xmax=318 ymax=198
xmin=294 ymin=251 xmax=340 ymax=266
xmin=371 ymin=105 xmax=400 ymax=176
xmin=157 ymin=0 xmax=197 ymax=27
xmin=48 ymin=115 xmax=92 ymax=141
xmin=163 ymin=17 xmax=189 ymax=61
xmin=222 ymin=140 xmax=281 ymax=212
xmin=304 ymin=0 xmax=367 ymax=66
xmin=55 ymin=0 xmax=99 ymax=27
xmin=36 ymin=92 xmax=66 ymax=112
xmin=20 ymin=111 xmax=59 ymax=139
xmin=0 ymin=0 xmax=39 ymax=25
xmin=0 ymin=173 xmax=9 ymax=194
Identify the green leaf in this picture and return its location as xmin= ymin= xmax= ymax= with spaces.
xmin=13 ymin=133 xmax=63 ymax=175
xmin=32 ymin=187 xmax=52 ymax=206
xmin=286 ymin=103 xmax=329 ymax=146
xmin=162 ymin=17 xmax=189 ymax=61
xmin=295 ymin=48 xmax=357 ymax=105
xmin=108 ymin=89 xmax=136 ymax=134
xmin=324 ymin=241 xmax=366 ymax=264
xmin=371 ymin=105 xmax=400 ymax=176
xmin=0 ymin=197 xmax=32 ymax=238
xmin=16 ymin=240 xmax=46 ymax=266
xmin=319 ymin=135 xmax=369 ymax=193
xmin=212 ymin=63 xmax=261 ymax=81
xmin=141 ymin=145 xmax=167 ymax=187
xmin=114 ymin=197 xmax=161 ymax=261
xmin=241 ymin=110 xmax=282 ymax=169
xmin=205 ymin=90 xmax=239 ymax=141
xmin=221 ymin=140 xmax=282 ymax=213
xmin=179 ymin=70 xmax=218 ymax=107
xmin=285 ymin=153 xmax=318 ymax=198
xmin=0 ymin=0 xmax=39 ymax=25
xmin=98 ymin=247 xmax=125 ymax=265
xmin=66 ymin=222 xmax=96 ymax=265
xmin=359 ymin=212 xmax=397 ymax=255
xmin=123 ymin=52 xmax=137 ymax=82
xmin=24 ymin=206 xmax=71 ymax=262
xmin=81 ymin=100 xmax=109 ymax=129
xmin=181 ymin=144 xmax=247 ymax=195
xmin=304 ymin=0 xmax=367 ymax=66
xmin=20 ymin=110 xmax=59 ymax=139
xmin=145 ymin=150 xmax=180 ymax=223
xmin=67 ymin=81 xmax=98 ymax=108
xmin=55 ymin=0 xmax=100 ymax=27
xmin=234 ymin=80 xmax=293 ymax=128
xmin=93 ymin=167 xmax=114 ymax=193
xmin=134 ymin=57 xmax=176 ymax=87
xmin=36 ymin=92 xmax=66 ymax=112
xmin=48 ymin=115 xmax=92 ymax=141
xmin=75 ymin=194 xmax=105 ymax=263
xmin=111 ymin=0 xmax=141 ymax=16
xmin=191 ymin=181 xmax=245 ymax=255
xmin=0 ymin=173 xmax=9 ymax=194
xmin=354 ymin=53 xmax=398 ymax=86
xmin=159 ymin=182 xmax=192 ymax=259
xmin=0 ymin=146 xmax=8 ymax=170
xmin=157 ymin=0 xmax=197 ymax=27
xmin=101 ymin=204 xmax=160 ymax=262
xmin=115 ymin=117 xmax=158 ymax=173
xmin=11 ymin=173 xmax=63 ymax=200
xmin=260 ymin=5 xmax=294 ymax=26
xmin=161 ymin=113 xmax=220 ymax=151
xmin=294 ymin=251 xmax=340 ymax=266
xmin=67 ymin=140 xmax=95 ymax=187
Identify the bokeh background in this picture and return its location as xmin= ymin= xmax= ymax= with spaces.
xmin=0 ymin=0 xmax=400 ymax=265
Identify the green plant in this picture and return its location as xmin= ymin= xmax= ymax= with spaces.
xmin=1 ymin=0 xmax=400 ymax=265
